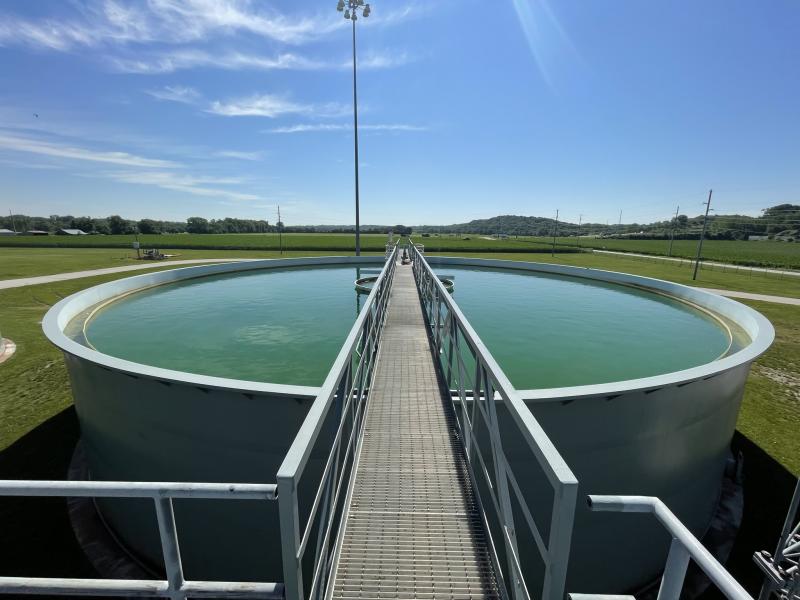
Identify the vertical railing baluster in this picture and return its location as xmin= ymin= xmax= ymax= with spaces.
xmin=484 ymin=370 xmax=523 ymax=600
xmin=154 ymin=497 xmax=185 ymax=600
xmin=657 ymin=538 xmax=691 ymax=600
xmin=279 ymin=474 xmax=303 ymax=600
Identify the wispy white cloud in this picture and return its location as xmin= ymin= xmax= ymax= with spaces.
xmin=214 ymin=150 xmax=263 ymax=161
xmin=145 ymin=85 xmax=201 ymax=104
xmin=0 ymin=132 xmax=178 ymax=168
xmin=207 ymin=94 xmax=348 ymax=119
xmin=113 ymin=50 xmax=328 ymax=74
xmin=111 ymin=48 xmax=410 ymax=74
xmin=0 ymin=1 xmax=421 ymax=76
xmin=0 ymin=0 xmax=346 ymax=50
xmin=267 ymin=123 xmax=428 ymax=134
xmin=103 ymin=170 xmax=260 ymax=201
xmin=357 ymin=51 xmax=413 ymax=70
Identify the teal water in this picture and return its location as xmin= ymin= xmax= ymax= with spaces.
xmin=435 ymin=266 xmax=737 ymax=390
xmin=77 ymin=263 xmax=739 ymax=389
xmin=78 ymin=266 xmax=366 ymax=386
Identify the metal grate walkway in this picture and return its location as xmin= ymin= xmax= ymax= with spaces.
xmin=330 ymin=259 xmax=501 ymax=600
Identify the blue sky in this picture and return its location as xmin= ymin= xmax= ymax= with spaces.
xmin=0 ymin=0 xmax=797 ymax=225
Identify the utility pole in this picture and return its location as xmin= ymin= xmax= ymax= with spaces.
xmin=551 ymin=209 xmax=559 ymax=256
xmin=8 ymin=209 xmax=17 ymax=233
xmin=577 ymin=214 xmax=583 ymax=247
xmin=277 ymin=205 xmax=283 ymax=255
xmin=668 ymin=205 xmax=680 ymax=257
xmin=618 ymin=210 xmax=623 ymax=236
xmin=692 ymin=190 xmax=713 ymax=280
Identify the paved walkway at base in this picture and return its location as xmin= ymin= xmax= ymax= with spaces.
xmin=330 ymin=261 xmax=500 ymax=600
xmin=0 ymin=259 xmax=249 ymax=290
xmin=697 ymin=288 xmax=800 ymax=306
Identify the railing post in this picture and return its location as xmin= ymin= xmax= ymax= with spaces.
xmin=543 ymin=474 xmax=578 ymax=600
xmin=279 ymin=475 xmax=304 ymax=600
xmin=657 ymin=538 xmax=691 ymax=600
xmin=154 ymin=497 xmax=186 ymax=600
xmin=484 ymin=371 xmax=523 ymax=600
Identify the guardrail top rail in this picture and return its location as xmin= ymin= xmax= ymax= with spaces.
xmin=586 ymin=495 xmax=754 ymax=600
xmin=409 ymin=244 xmax=578 ymax=600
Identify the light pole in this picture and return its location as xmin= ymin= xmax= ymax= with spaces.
xmin=337 ymin=0 xmax=371 ymax=256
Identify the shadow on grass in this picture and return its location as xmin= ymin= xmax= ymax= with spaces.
xmin=0 ymin=407 xmax=98 ymax=582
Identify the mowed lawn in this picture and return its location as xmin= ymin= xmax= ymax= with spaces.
xmin=0 ymin=248 xmax=797 ymax=476
xmin=0 ymin=232 xmax=394 ymax=251
xmin=0 ymin=247 xmax=381 ymax=280
xmin=416 ymin=234 xmax=800 ymax=269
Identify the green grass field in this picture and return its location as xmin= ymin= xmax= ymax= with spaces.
xmin=4 ymin=231 xmax=797 ymax=269
xmin=418 ymin=234 xmax=780 ymax=263
xmin=0 ymin=247 xmax=797 ymax=477
xmin=0 ymin=247 xmax=375 ymax=280
xmin=417 ymin=234 xmax=800 ymax=269
xmin=0 ymin=232 xmax=392 ymax=251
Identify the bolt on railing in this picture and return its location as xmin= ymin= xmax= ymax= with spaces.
xmin=409 ymin=244 xmax=578 ymax=600
xmin=277 ymin=246 xmax=398 ymax=600
xmin=0 ymin=480 xmax=281 ymax=599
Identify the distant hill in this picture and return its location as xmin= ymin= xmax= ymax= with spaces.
xmin=416 ymin=204 xmax=800 ymax=240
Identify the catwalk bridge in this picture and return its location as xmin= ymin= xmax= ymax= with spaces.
xmin=0 ymin=245 xmax=775 ymax=600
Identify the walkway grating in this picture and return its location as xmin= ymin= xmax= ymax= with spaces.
xmin=330 ymin=260 xmax=502 ymax=600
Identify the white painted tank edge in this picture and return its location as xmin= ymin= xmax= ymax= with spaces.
xmin=43 ymin=256 xmax=385 ymax=398
xmin=425 ymin=255 xmax=775 ymax=403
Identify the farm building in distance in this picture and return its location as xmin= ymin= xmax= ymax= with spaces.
xmin=24 ymin=230 xmax=49 ymax=235
xmin=57 ymin=228 xmax=87 ymax=236
xmin=0 ymin=229 xmax=15 ymax=236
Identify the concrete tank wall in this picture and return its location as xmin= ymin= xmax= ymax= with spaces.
xmin=43 ymin=255 xmax=774 ymax=591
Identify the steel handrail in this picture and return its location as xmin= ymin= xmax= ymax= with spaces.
xmin=409 ymin=244 xmax=578 ymax=600
xmin=0 ymin=480 xmax=281 ymax=599
xmin=587 ymin=495 xmax=753 ymax=600
xmin=277 ymin=245 xmax=398 ymax=600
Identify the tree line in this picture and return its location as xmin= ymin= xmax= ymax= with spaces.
xmin=0 ymin=214 xmax=416 ymax=236
xmin=417 ymin=204 xmax=800 ymax=240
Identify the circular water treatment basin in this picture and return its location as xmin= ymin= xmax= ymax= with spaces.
xmin=68 ymin=263 xmax=369 ymax=386
xmin=433 ymin=265 xmax=745 ymax=389
xmin=42 ymin=255 xmax=773 ymax=591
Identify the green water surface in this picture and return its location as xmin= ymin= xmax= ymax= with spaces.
xmin=79 ymin=266 xmax=367 ymax=386
xmin=435 ymin=266 xmax=738 ymax=389
xmin=76 ymin=263 xmax=739 ymax=389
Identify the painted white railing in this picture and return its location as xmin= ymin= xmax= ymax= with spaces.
xmin=586 ymin=495 xmax=754 ymax=600
xmin=410 ymin=243 xmax=578 ymax=600
xmin=276 ymin=245 xmax=398 ymax=600
xmin=0 ymin=480 xmax=281 ymax=599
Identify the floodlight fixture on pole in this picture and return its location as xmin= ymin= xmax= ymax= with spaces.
xmin=337 ymin=0 xmax=371 ymax=256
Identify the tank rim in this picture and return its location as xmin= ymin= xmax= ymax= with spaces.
xmin=42 ymin=255 xmax=386 ymax=398
xmin=43 ymin=254 xmax=774 ymax=402
xmin=424 ymin=255 xmax=775 ymax=403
